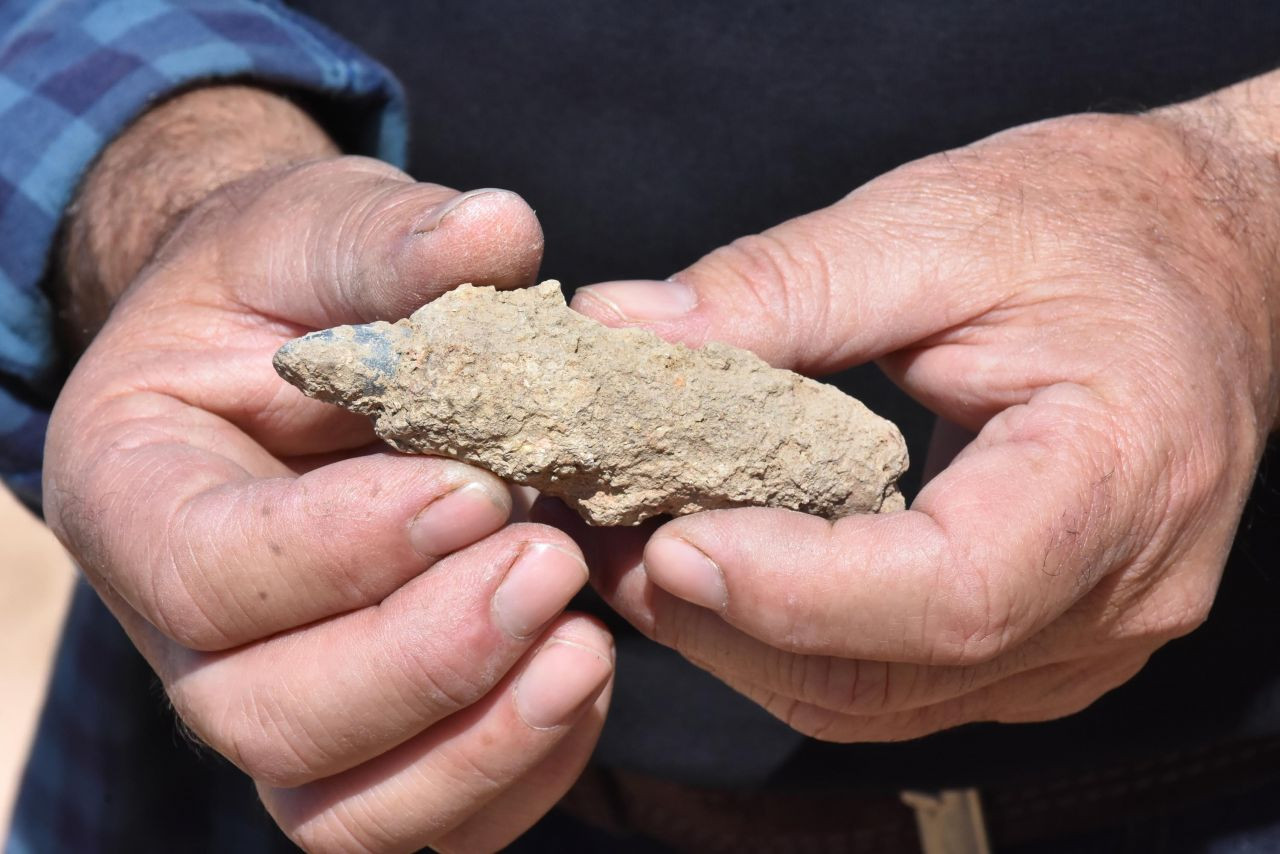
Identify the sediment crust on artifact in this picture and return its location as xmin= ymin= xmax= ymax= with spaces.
xmin=273 ymin=281 xmax=908 ymax=526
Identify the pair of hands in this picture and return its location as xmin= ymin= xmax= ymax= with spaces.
xmin=43 ymin=81 xmax=1280 ymax=851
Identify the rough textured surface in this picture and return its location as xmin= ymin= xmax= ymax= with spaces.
xmin=274 ymin=281 xmax=908 ymax=525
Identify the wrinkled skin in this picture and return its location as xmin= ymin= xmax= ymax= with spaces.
xmin=44 ymin=153 xmax=616 ymax=853
xmin=40 ymin=77 xmax=1280 ymax=853
xmin=567 ymin=108 xmax=1280 ymax=742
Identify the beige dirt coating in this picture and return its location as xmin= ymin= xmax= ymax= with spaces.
xmin=274 ymin=281 xmax=907 ymax=525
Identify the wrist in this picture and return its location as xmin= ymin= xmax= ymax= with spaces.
xmin=1149 ymin=70 xmax=1280 ymax=435
xmin=56 ymin=85 xmax=337 ymax=349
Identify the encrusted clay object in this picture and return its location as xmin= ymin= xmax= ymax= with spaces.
xmin=274 ymin=281 xmax=908 ymax=526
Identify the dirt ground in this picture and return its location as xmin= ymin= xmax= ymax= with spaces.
xmin=0 ymin=488 xmax=75 ymax=840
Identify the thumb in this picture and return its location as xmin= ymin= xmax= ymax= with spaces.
xmin=571 ymin=166 xmax=997 ymax=375
xmin=199 ymin=156 xmax=544 ymax=328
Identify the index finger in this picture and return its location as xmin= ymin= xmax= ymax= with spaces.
xmin=44 ymin=382 xmax=513 ymax=651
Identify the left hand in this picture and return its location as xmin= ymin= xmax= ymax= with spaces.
xmin=561 ymin=80 xmax=1280 ymax=741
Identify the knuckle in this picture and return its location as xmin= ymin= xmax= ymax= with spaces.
xmin=149 ymin=490 xmax=246 ymax=651
xmin=648 ymin=597 xmax=694 ymax=650
xmin=293 ymin=154 xmax=409 ymax=185
xmin=649 ymin=590 xmax=714 ymax=656
xmin=705 ymin=231 xmax=832 ymax=339
xmin=1139 ymin=577 xmax=1216 ymax=641
xmin=156 ymin=506 xmax=269 ymax=651
xmin=147 ymin=557 xmax=233 ymax=651
xmin=271 ymin=157 xmax=414 ymax=215
xmin=792 ymin=655 xmax=893 ymax=715
xmin=434 ymin=739 xmax=516 ymax=799
xmin=281 ymin=472 xmax=418 ymax=595
xmin=169 ymin=670 xmax=339 ymax=789
xmin=1171 ymin=598 xmax=1213 ymax=636
xmin=928 ymin=613 xmax=1010 ymax=667
xmin=719 ymin=231 xmax=809 ymax=290
xmin=328 ymin=194 xmax=394 ymax=305
xmin=212 ymin=683 xmax=329 ymax=788
xmin=387 ymin=623 xmax=492 ymax=714
xmin=923 ymin=552 xmax=1017 ymax=667
xmin=1158 ymin=597 xmax=1212 ymax=640
xmin=1165 ymin=428 xmax=1235 ymax=525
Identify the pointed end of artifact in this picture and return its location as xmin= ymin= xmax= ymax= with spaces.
xmin=273 ymin=323 xmax=398 ymax=408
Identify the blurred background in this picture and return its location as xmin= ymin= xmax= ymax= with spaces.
xmin=0 ymin=488 xmax=74 ymax=840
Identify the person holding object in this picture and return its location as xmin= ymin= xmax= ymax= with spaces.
xmin=4 ymin=2 xmax=1279 ymax=851
xmin=568 ymin=79 xmax=1280 ymax=743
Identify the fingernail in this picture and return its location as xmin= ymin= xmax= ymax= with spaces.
xmin=409 ymin=482 xmax=510 ymax=558
xmin=643 ymin=537 xmax=727 ymax=611
xmin=492 ymin=543 xmax=589 ymax=639
xmin=414 ymin=188 xmax=510 ymax=234
xmin=575 ymin=280 xmax=697 ymax=322
xmin=515 ymin=639 xmax=613 ymax=730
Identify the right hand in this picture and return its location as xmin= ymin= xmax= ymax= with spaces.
xmin=43 ymin=154 xmax=614 ymax=852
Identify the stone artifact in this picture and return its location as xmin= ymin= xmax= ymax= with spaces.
xmin=274 ymin=281 xmax=907 ymax=526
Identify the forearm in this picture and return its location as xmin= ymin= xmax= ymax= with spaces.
xmin=56 ymin=85 xmax=338 ymax=349
xmin=1153 ymin=68 xmax=1280 ymax=433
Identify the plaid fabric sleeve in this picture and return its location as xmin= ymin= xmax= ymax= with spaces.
xmin=0 ymin=0 xmax=407 ymax=514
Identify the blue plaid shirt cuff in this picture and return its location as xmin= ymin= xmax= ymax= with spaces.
xmin=0 ymin=0 xmax=407 ymax=513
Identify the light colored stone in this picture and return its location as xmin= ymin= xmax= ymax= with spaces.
xmin=274 ymin=281 xmax=907 ymax=525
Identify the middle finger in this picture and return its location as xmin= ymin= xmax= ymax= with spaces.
xmin=145 ymin=524 xmax=591 ymax=786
